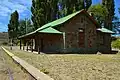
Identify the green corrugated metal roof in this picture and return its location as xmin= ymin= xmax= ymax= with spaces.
xmin=35 ymin=10 xmax=81 ymax=32
xmin=97 ymin=28 xmax=114 ymax=34
xmin=18 ymin=31 xmax=36 ymax=38
xmin=39 ymin=27 xmax=63 ymax=34
xmin=19 ymin=9 xmax=98 ymax=39
xmin=19 ymin=10 xmax=83 ymax=38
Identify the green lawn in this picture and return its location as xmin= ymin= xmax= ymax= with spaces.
xmin=4 ymin=46 xmax=120 ymax=80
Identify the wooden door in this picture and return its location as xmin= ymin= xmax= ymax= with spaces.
xmin=79 ymin=32 xmax=85 ymax=47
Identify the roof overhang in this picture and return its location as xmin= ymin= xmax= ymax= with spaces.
xmin=18 ymin=31 xmax=36 ymax=39
xmin=18 ymin=27 xmax=63 ymax=39
xmin=38 ymin=27 xmax=63 ymax=34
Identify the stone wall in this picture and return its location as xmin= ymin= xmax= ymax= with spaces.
xmin=34 ymin=13 xmax=111 ymax=54
xmin=60 ymin=13 xmax=97 ymax=53
xmin=35 ymin=34 xmax=63 ymax=53
xmin=97 ymin=32 xmax=111 ymax=53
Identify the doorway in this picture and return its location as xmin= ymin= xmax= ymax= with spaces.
xmin=78 ymin=29 xmax=85 ymax=48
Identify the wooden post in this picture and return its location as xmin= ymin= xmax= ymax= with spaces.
xmin=38 ymin=46 xmax=40 ymax=54
xmin=26 ymin=42 xmax=28 ymax=51
xmin=10 ymin=39 xmax=12 ymax=50
xmin=31 ymin=39 xmax=33 ymax=52
xmin=37 ymin=36 xmax=40 ymax=54
xmin=20 ymin=39 xmax=22 ymax=50
xmin=63 ymin=32 xmax=66 ymax=52
xmin=23 ymin=41 xmax=25 ymax=50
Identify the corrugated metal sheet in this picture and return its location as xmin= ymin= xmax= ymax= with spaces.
xmin=39 ymin=27 xmax=63 ymax=34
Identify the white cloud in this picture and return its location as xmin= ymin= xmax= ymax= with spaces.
xmin=11 ymin=0 xmax=32 ymax=6
xmin=0 ymin=12 xmax=9 ymax=17
xmin=0 ymin=0 xmax=31 ymax=17
xmin=0 ymin=5 xmax=11 ymax=17
xmin=11 ymin=4 xmax=27 ymax=13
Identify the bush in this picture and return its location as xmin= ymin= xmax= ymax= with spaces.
xmin=112 ymin=39 xmax=120 ymax=49
xmin=40 ymin=68 xmax=49 ymax=74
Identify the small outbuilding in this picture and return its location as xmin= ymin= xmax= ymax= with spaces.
xmin=19 ymin=9 xmax=114 ymax=54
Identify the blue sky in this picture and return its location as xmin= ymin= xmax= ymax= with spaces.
xmin=0 ymin=0 xmax=120 ymax=32
xmin=0 ymin=0 xmax=32 ymax=32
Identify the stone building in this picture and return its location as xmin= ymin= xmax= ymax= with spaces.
xmin=19 ymin=9 xmax=114 ymax=54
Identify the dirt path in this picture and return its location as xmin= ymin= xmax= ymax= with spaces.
xmin=0 ymin=47 xmax=32 ymax=80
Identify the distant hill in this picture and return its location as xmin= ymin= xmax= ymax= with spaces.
xmin=0 ymin=32 xmax=8 ymax=45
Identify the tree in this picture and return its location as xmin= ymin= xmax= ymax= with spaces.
xmin=31 ymin=0 xmax=57 ymax=29
xmin=8 ymin=10 xmax=19 ymax=39
xmin=84 ymin=0 xmax=92 ymax=10
xmin=18 ymin=19 xmax=34 ymax=36
xmin=31 ymin=0 xmax=46 ymax=29
xmin=26 ymin=20 xmax=34 ymax=33
xmin=18 ymin=20 xmax=26 ymax=36
xmin=102 ymin=0 xmax=115 ymax=30
xmin=50 ymin=0 xmax=59 ymax=20
xmin=31 ymin=0 xmax=92 ymax=30
xmin=88 ymin=4 xmax=108 ymax=26
xmin=59 ymin=0 xmax=92 ymax=16
xmin=60 ymin=0 xmax=81 ymax=16
xmin=118 ymin=8 xmax=120 ymax=14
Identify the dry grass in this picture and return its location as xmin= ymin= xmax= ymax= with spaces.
xmin=0 ymin=47 xmax=31 ymax=80
xmin=0 ymin=32 xmax=8 ymax=45
xmin=4 ymin=46 xmax=120 ymax=80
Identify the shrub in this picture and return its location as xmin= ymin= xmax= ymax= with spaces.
xmin=40 ymin=68 xmax=49 ymax=74
xmin=112 ymin=39 xmax=120 ymax=49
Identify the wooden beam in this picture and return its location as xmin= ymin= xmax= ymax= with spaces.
xmin=63 ymin=32 xmax=66 ymax=52
xmin=20 ymin=39 xmax=22 ymax=50
xmin=31 ymin=39 xmax=33 ymax=52
xmin=23 ymin=41 xmax=25 ymax=50
xmin=37 ymin=36 xmax=40 ymax=54
xmin=26 ymin=42 xmax=28 ymax=51
xmin=10 ymin=39 xmax=12 ymax=50
xmin=38 ymin=46 xmax=40 ymax=54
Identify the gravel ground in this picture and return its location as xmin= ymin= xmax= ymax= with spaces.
xmin=0 ymin=47 xmax=32 ymax=80
xmin=4 ymin=46 xmax=120 ymax=80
